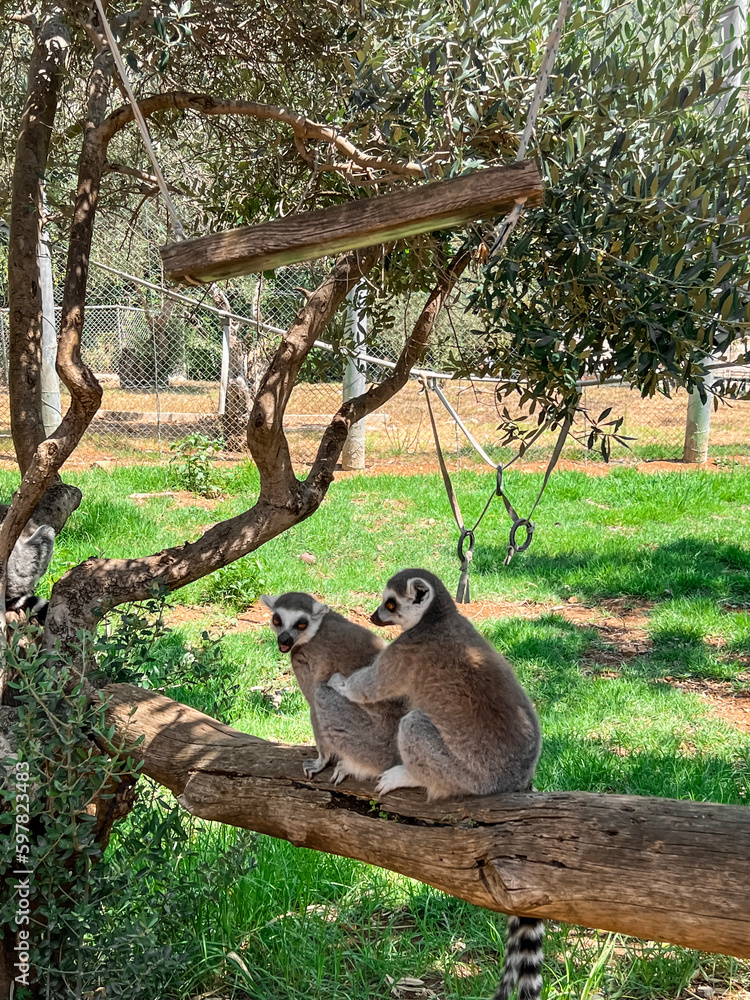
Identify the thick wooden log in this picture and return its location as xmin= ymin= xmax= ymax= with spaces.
xmin=160 ymin=161 xmax=544 ymax=281
xmin=103 ymin=683 xmax=750 ymax=959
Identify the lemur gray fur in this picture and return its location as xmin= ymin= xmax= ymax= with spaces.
xmin=328 ymin=568 xmax=544 ymax=1000
xmin=4 ymin=520 xmax=55 ymax=622
xmin=261 ymin=592 xmax=404 ymax=784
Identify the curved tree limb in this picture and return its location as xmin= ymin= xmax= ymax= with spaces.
xmin=103 ymin=683 xmax=750 ymax=961
xmin=304 ymin=245 xmax=472 ymax=494
xmin=97 ymin=92 xmax=427 ymax=180
xmin=0 ymin=43 xmax=112 ymax=626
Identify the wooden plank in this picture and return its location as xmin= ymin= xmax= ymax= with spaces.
xmin=161 ymin=160 xmax=543 ymax=282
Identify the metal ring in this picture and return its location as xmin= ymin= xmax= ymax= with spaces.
xmin=457 ymin=528 xmax=475 ymax=563
xmin=496 ymin=464 xmax=504 ymax=495
xmin=509 ymin=518 xmax=535 ymax=553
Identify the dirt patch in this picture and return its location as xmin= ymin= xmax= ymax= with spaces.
xmin=329 ymin=455 xmax=749 ymax=479
xmin=128 ymin=489 xmax=223 ymax=510
xmin=635 ymin=456 xmax=750 ymax=474
xmin=664 ymin=675 xmax=750 ymax=734
xmin=170 ymin=595 xmax=655 ymax=653
xmin=165 ymin=604 xmax=241 ymax=631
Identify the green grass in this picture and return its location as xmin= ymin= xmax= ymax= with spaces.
xmin=5 ymin=463 xmax=749 ymax=998
xmin=4 ymin=461 xmax=747 ymax=610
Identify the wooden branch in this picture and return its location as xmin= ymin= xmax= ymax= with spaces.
xmin=160 ymin=161 xmax=543 ymax=281
xmin=103 ymin=684 xmax=750 ymax=961
xmin=304 ymin=245 xmax=471 ymax=492
xmin=97 ymin=92 xmax=427 ymax=182
xmin=103 ymin=160 xmax=187 ymax=195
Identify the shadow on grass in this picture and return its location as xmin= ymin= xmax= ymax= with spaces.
xmin=472 ymin=536 xmax=750 ymax=603
xmin=481 ymin=614 xmax=750 ymax=804
xmin=537 ymin=729 xmax=749 ymax=802
xmin=625 ymin=628 xmax=750 ymax=682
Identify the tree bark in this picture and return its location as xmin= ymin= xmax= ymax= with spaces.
xmin=103 ymin=683 xmax=750 ymax=961
xmin=7 ymin=12 xmax=70 ymax=474
xmin=0 ymin=44 xmax=112 ymax=632
xmin=160 ymin=161 xmax=542 ymax=281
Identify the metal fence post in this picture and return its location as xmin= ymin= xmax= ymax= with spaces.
xmin=342 ymin=283 xmax=367 ymax=470
xmin=682 ymin=0 xmax=747 ymax=464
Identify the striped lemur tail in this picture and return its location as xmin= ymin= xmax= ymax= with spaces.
xmin=493 ymin=917 xmax=545 ymax=1000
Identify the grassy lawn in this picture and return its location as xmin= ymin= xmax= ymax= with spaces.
xmin=5 ymin=463 xmax=749 ymax=999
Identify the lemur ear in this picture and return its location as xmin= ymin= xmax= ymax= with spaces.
xmin=311 ymin=599 xmax=329 ymax=616
xmin=259 ymin=594 xmax=278 ymax=611
xmin=407 ymin=577 xmax=433 ymax=605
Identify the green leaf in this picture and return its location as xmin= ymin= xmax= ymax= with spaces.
xmin=713 ymin=260 xmax=733 ymax=286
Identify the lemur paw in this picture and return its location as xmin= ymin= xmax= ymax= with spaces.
xmin=327 ymin=672 xmax=348 ymax=695
xmin=331 ymin=761 xmax=355 ymax=785
xmin=375 ymin=765 xmax=421 ymax=797
xmin=302 ymin=756 xmax=328 ymax=778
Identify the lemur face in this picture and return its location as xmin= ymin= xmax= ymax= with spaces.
xmin=371 ymin=576 xmax=434 ymax=631
xmin=260 ymin=593 xmax=328 ymax=653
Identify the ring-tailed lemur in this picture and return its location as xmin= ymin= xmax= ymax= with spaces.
xmin=328 ymin=568 xmax=543 ymax=1000
xmin=261 ymin=592 xmax=405 ymax=784
xmin=4 ymin=520 xmax=55 ymax=622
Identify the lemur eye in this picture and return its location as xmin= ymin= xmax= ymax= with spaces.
xmin=385 ymin=599 xmax=396 ymax=611
xmin=296 ymin=621 xmax=308 ymax=630
xmin=272 ymin=615 xmax=281 ymax=627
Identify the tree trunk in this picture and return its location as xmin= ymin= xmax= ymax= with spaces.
xmin=103 ymin=683 xmax=750 ymax=961
xmin=341 ymin=283 xmax=367 ymax=470
xmin=212 ymin=286 xmax=250 ymax=451
xmin=7 ymin=13 xmax=70 ymax=474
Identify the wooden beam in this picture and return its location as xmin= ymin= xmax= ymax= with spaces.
xmin=160 ymin=161 xmax=543 ymax=282
xmin=104 ymin=683 xmax=750 ymax=960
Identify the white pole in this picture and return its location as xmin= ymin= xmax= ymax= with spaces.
xmin=39 ymin=188 xmax=61 ymax=437
xmin=682 ymin=371 xmax=717 ymax=462
xmin=341 ymin=283 xmax=367 ymax=471
xmin=218 ymin=317 xmax=230 ymax=416
xmin=683 ymin=0 xmax=747 ymax=463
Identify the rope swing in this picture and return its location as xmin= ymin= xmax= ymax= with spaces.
xmin=424 ymin=0 xmax=573 ymax=603
xmin=422 ymin=379 xmax=572 ymax=603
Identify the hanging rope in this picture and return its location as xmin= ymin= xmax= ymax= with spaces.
xmin=489 ymin=0 xmax=572 ymax=256
xmin=93 ymin=0 xmax=186 ymax=241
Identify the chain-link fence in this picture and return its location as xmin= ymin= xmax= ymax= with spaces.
xmin=0 ymin=212 xmax=748 ymax=471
